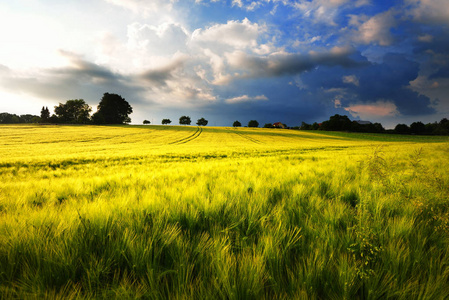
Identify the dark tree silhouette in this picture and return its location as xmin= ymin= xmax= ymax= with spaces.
xmin=40 ymin=106 xmax=50 ymax=122
xmin=197 ymin=117 xmax=208 ymax=126
xmin=143 ymin=120 xmax=151 ymax=125
xmin=248 ymin=120 xmax=259 ymax=127
xmin=264 ymin=123 xmax=273 ymax=128
xmin=394 ymin=124 xmax=410 ymax=134
xmin=54 ymin=99 xmax=92 ymax=124
xmin=179 ymin=116 xmax=191 ymax=125
xmin=162 ymin=119 xmax=172 ymax=125
xmin=92 ymin=93 xmax=132 ymax=124
xmin=233 ymin=120 xmax=242 ymax=127
xmin=410 ymin=121 xmax=426 ymax=135
xmin=319 ymin=114 xmax=352 ymax=131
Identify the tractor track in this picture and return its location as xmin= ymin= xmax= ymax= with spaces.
xmin=168 ymin=127 xmax=203 ymax=145
xmin=233 ymin=131 xmax=264 ymax=144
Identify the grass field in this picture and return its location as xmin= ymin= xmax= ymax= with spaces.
xmin=1 ymin=124 xmax=449 ymax=299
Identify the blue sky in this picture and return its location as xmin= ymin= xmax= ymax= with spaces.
xmin=0 ymin=0 xmax=448 ymax=128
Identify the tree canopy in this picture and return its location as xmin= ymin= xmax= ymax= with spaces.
xmin=54 ymin=99 xmax=91 ymax=124
xmin=197 ymin=117 xmax=208 ymax=126
xmin=233 ymin=120 xmax=241 ymax=127
xmin=248 ymin=120 xmax=259 ymax=127
xmin=179 ymin=116 xmax=191 ymax=125
xmin=40 ymin=107 xmax=50 ymax=123
xmin=92 ymin=93 xmax=132 ymax=124
xmin=162 ymin=119 xmax=172 ymax=125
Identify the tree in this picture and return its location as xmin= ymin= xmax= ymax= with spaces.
xmin=394 ymin=124 xmax=410 ymax=134
xmin=40 ymin=106 xmax=50 ymax=123
xmin=248 ymin=120 xmax=259 ymax=127
xmin=179 ymin=116 xmax=191 ymax=125
xmin=320 ymin=114 xmax=352 ymax=131
xmin=54 ymin=99 xmax=92 ymax=124
xmin=197 ymin=117 xmax=208 ymax=126
xmin=162 ymin=119 xmax=172 ymax=125
xmin=143 ymin=120 xmax=151 ymax=125
xmin=410 ymin=121 xmax=426 ymax=135
xmin=92 ymin=93 xmax=133 ymax=124
xmin=233 ymin=120 xmax=241 ymax=127
xmin=264 ymin=123 xmax=273 ymax=128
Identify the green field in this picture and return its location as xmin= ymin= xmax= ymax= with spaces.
xmin=1 ymin=124 xmax=449 ymax=299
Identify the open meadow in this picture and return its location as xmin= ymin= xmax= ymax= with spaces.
xmin=1 ymin=124 xmax=449 ymax=299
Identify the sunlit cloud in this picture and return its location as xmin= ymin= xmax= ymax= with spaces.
xmin=225 ymin=94 xmax=268 ymax=104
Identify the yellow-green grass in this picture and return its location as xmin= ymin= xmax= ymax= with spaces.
xmin=1 ymin=124 xmax=448 ymax=298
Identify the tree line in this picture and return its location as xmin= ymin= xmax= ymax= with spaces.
xmin=2 ymin=98 xmax=448 ymax=135
xmin=299 ymin=114 xmax=449 ymax=135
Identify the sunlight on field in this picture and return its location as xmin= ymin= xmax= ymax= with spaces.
xmin=1 ymin=124 xmax=449 ymax=298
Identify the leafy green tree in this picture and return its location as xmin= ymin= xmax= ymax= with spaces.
xmin=92 ymin=93 xmax=133 ymax=124
xmin=248 ymin=120 xmax=259 ymax=127
xmin=40 ymin=106 xmax=50 ymax=123
xmin=54 ymin=99 xmax=92 ymax=124
xmin=162 ymin=119 xmax=172 ymax=125
xmin=0 ymin=113 xmax=20 ymax=124
xmin=179 ymin=116 xmax=191 ymax=125
xmin=233 ymin=120 xmax=241 ymax=127
xmin=264 ymin=123 xmax=273 ymax=128
xmin=197 ymin=117 xmax=208 ymax=126
xmin=143 ymin=120 xmax=151 ymax=125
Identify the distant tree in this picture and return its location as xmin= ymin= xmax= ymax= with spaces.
xmin=179 ymin=116 xmax=191 ymax=125
xmin=248 ymin=120 xmax=259 ymax=127
xmin=197 ymin=117 xmax=208 ymax=126
xmin=92 ymin=93 xmax=132 ymax=124
xmin=20 ymin=114 xmax=40 ymax=123
xmin=410 ymin=121 xmax=426 ymax=135
xmin=233 ymin=120 xmax=241 ymax=127
xmin=320 ymin=114 xmax=352 ymax=131
xmin=162 ymin=119 xmax=172 ymax=125
xmin=300 ymin=122 xmax=311 ymax=130
xmin=311 ymin=122 xmax=320 ymax=130
xmin=54 ymin=99 xmax=92 ymax=124
xmin=40 ymin=106 xmax=50 ymax=123
xmin=0 ymin=113 xmax=20 ymax=124
xmin=394 ymin=123 xmax=410 ymax=134
xmin=143 ymin=120 xmax=151 ymax=125
xmin=264 ymin=123 xmax=273 ymax=128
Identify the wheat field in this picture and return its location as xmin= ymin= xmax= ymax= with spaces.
xmin=1 ymin=124 xmax=448 ymax=299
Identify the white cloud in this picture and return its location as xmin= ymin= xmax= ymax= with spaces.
xmin=127 ymin=22 xmax=189 ymax=56
xmin=349 ymin=10 xmax=396 ymax=46
xmin=104 ymin=0 xmax=177 ymax=16
xmin=191 ymin=18 xmax=263 ymax=50
xmin=406 ymin=0 xmax=449 ymax=25
xmin=293 ymin=0 xmax=350 ymax=26
xmin=225 ymin=94 xmax=268 ymax=103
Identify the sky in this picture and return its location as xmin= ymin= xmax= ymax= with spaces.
xmin=1 ymin=0 xmax=449 ymax=128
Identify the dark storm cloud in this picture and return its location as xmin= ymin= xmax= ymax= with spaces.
xmin=300 ymin=52 xmax=435 ymax=116
xmin=231 ymin=47 xmax=367 ymax=79
xmin=0 ymin=52 xmax=148 ymax=106
xmin=430 ymin=66 xmax=449 ymax=79
xmin=139 ymin=57 xmax=187 ymax=86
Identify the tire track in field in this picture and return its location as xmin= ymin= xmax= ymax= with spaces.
xmin=168 ymin=127 xmax=203 ymax=145
xmin=233 ymin=131 xmax=264 ymax=144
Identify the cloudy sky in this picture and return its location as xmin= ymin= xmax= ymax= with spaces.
xmin=1 ymin=0 xmax=448 ymax=128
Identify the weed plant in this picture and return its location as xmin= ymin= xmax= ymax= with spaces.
xmin=0 ymin=125 xmax=448 ymax=298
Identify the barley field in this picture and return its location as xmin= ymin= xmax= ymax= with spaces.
xmin=1 ymin=124 xmax=449 ymax=299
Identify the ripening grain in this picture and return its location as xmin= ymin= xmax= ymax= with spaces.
xmin=1 ymin=124 xmax=448 ymax=298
